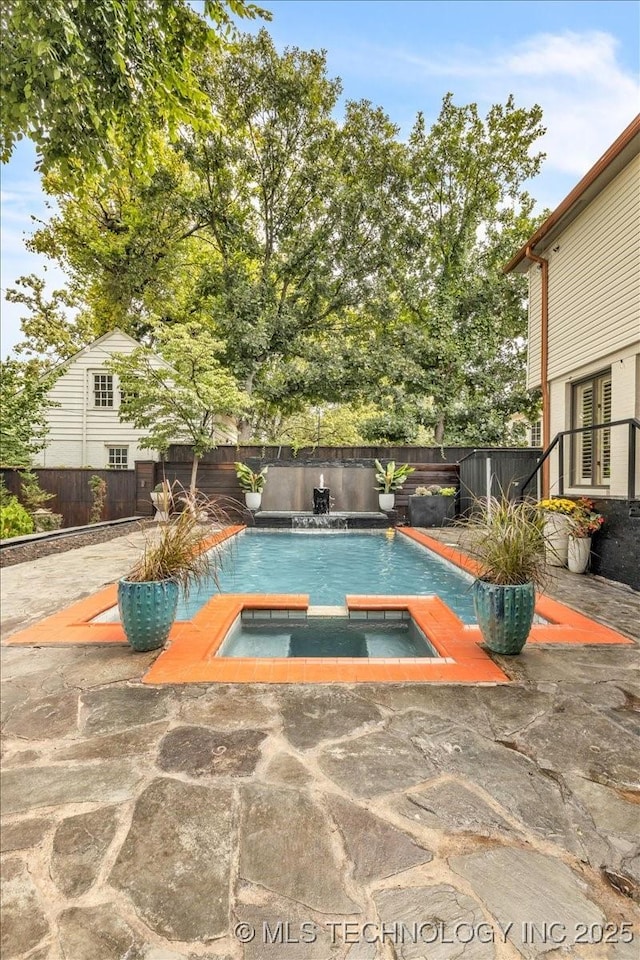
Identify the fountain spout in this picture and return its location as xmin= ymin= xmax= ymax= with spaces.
xmin=313 ymin=478 xmax=330 ymax=515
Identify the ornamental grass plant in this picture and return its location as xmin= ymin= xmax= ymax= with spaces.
xmin=125 ymin=490 xmax=228 ymax=593
xmin=461 ymin=496 xmax=548 ymax=589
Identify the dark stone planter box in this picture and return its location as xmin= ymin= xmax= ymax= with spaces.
xmin=408 ymin=495 xmax=456 ymax=527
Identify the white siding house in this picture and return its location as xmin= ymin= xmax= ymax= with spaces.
xmin=34 ymin=330 xmax=237 ymax=469
xmin=33 ymin=330 xmax=163 ymax=469
xmin=505 ymin=115 xmax=640 ymax=500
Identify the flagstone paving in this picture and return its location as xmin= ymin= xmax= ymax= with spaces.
xmin=1 ymin=531 xmax=639 ymax=959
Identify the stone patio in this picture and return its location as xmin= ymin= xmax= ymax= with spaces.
xmin=1 ymin=529 xmax=639 ymax=959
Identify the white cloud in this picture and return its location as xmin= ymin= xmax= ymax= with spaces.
xmin=340 ymin=30 xmax=639 ymax=182
xmin=501 ymin=30 xmax=621 ymax=79
xmin=495 ymin=32 xmax=638 ymax=178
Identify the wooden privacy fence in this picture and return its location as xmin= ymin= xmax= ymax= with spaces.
xmin=2 ymin=448 xmax=542 ymax=528
xmin=136 ymin=445 xmax=541 ymax=521
xmin=136 ymin=445 xmax=471 ymax=520
xmin=1 ymin=468 xmax=137 ymax=528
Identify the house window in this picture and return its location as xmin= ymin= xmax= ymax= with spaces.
xmin=530 ymin=420 xmax=542 ymax=447
xmin=93 ymin=373 xmax=114 ymax=407
xmin=107 ymin=446 xmax=128 ymax=470
xmin=572 ymin=370 xmax=611 ymax=486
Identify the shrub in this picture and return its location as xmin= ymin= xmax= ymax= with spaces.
xmin=88 ymin=475 xmax=107 ymax=523
xmin=0 ymin=497 xmax=34 ymax=539
xmin=18 ymin=469 xmax=55 ymax=513
xmin=33 ymin=509 xmax=63 ymax=532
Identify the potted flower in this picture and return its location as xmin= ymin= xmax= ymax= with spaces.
xmin=150 ymin=480 xmax=173 ymax=522
xmin=567 ymin=498 xmax=604 ymax=574
xmin=408 ymin=484 xmax=457 ymax=527
xmin=118 ymin=495 xmax=214 ymax=652
xmin=235 ymin=462 xmax=268 ymax=511
xmin=537 ymin=497 xmax=580 ymax=567
xmin=374 ymin=460 xmax=415 ymax=511
xmin=464 ymin=497 xmax=547 ymax=655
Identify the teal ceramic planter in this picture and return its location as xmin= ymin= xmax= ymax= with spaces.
xmin=472 ymin=580 xmax=535 ymax=655
xmin=117 ymin=579 xmax=179 ymax=652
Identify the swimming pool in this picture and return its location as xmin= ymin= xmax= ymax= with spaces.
xmin=182 ymin=529 xmax=477 ymax=622
xmin=92 ymin=528 xmax=477 ymax=626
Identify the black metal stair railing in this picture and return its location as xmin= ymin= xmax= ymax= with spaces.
xmin=519 ymin=418 xmax=640 ymax=502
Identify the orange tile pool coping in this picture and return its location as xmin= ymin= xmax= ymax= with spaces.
xmin=399 ymin=528 xmax=634 ymax=647
xmin=4 ymin=525 xmax=633 ymax=685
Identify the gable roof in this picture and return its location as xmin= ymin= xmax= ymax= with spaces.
xmin=45 ymin=328 xmax=146 ymax=378
xmin=504 ymin=113 xmax=640 ymax=275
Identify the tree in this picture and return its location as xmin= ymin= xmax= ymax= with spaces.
xmin=19 ymin=32 xmax=405 ymax=436
xmin=1 ymin=0 xmax=269 ymax=174
xmin=184 ymin=31 xmax=405 ymax=435
xmin=9 ymin=28 xmax=548 ymax=447
xmin=24 ymin=143 xmax=208 ymax=338
xmin=379 ymin=95 xmax=546 ymax=444
xmin=108 ymin=323 xmax=246 ymax=493
xmin=5 ymin=274 xmax=93 ymax=367
xmin=0 ymin=359 xmax=55 ymax=466
xmin=252 ymin=403 xmax=373 ymax=449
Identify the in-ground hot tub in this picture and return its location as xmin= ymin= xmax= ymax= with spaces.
xmin=217 ymin=608 xmax=441 ymax=658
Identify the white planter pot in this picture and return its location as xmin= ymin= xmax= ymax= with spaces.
xmin=245 ymin=491 xmax=262 ymax=511
xmin=378 ymin=493 xmax=395 ymax=511
xmin=568 ymin=536 xmax=591 ymax=574
xmin=150 ymin=492 xmax=170 ymax=522
xmin=543 ymin=512 xmax=571 ymax=567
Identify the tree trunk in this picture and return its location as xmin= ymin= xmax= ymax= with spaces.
xmin=238 ymin=420 xmax=253 ymax=442
xmin=189 ymin=455 xmax=200 ymax=497
xmin=434 ymin=416 xmax=445 ymax=444
xmin=237 ymin=369 xmax=257 ymax=442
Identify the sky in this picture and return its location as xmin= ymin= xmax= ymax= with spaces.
xmin=1 ymin=0 xmax=639 ymax=356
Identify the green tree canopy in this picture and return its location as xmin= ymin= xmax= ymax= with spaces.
xmin=0 ymin=359 xmax=55 ymax=466
xmin=5 ymin=274 xmax=93 ymax=367
xmin=0 ymin=0 xmax=269 ymax=174
xmin=23 ymin=141 xmax=207 ymax=337
xmin=186 ymin=31 xmax=405 ymax=435
xmin=8 ymin=30 xmax=546 ymax=449
xmin=376 ymin=94 xmax=546 ymax=443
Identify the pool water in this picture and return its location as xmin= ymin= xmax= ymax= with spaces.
xmin=92 ymin=530 xmax=478 ymax=626
xmin=218 ymin=616 xmax=438 ymax=658
xmin=181 ymin=530 xmax=476 ymax=623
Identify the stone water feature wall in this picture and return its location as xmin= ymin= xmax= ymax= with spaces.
xmin=259 ymin=465 xmax=378 ymax=513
